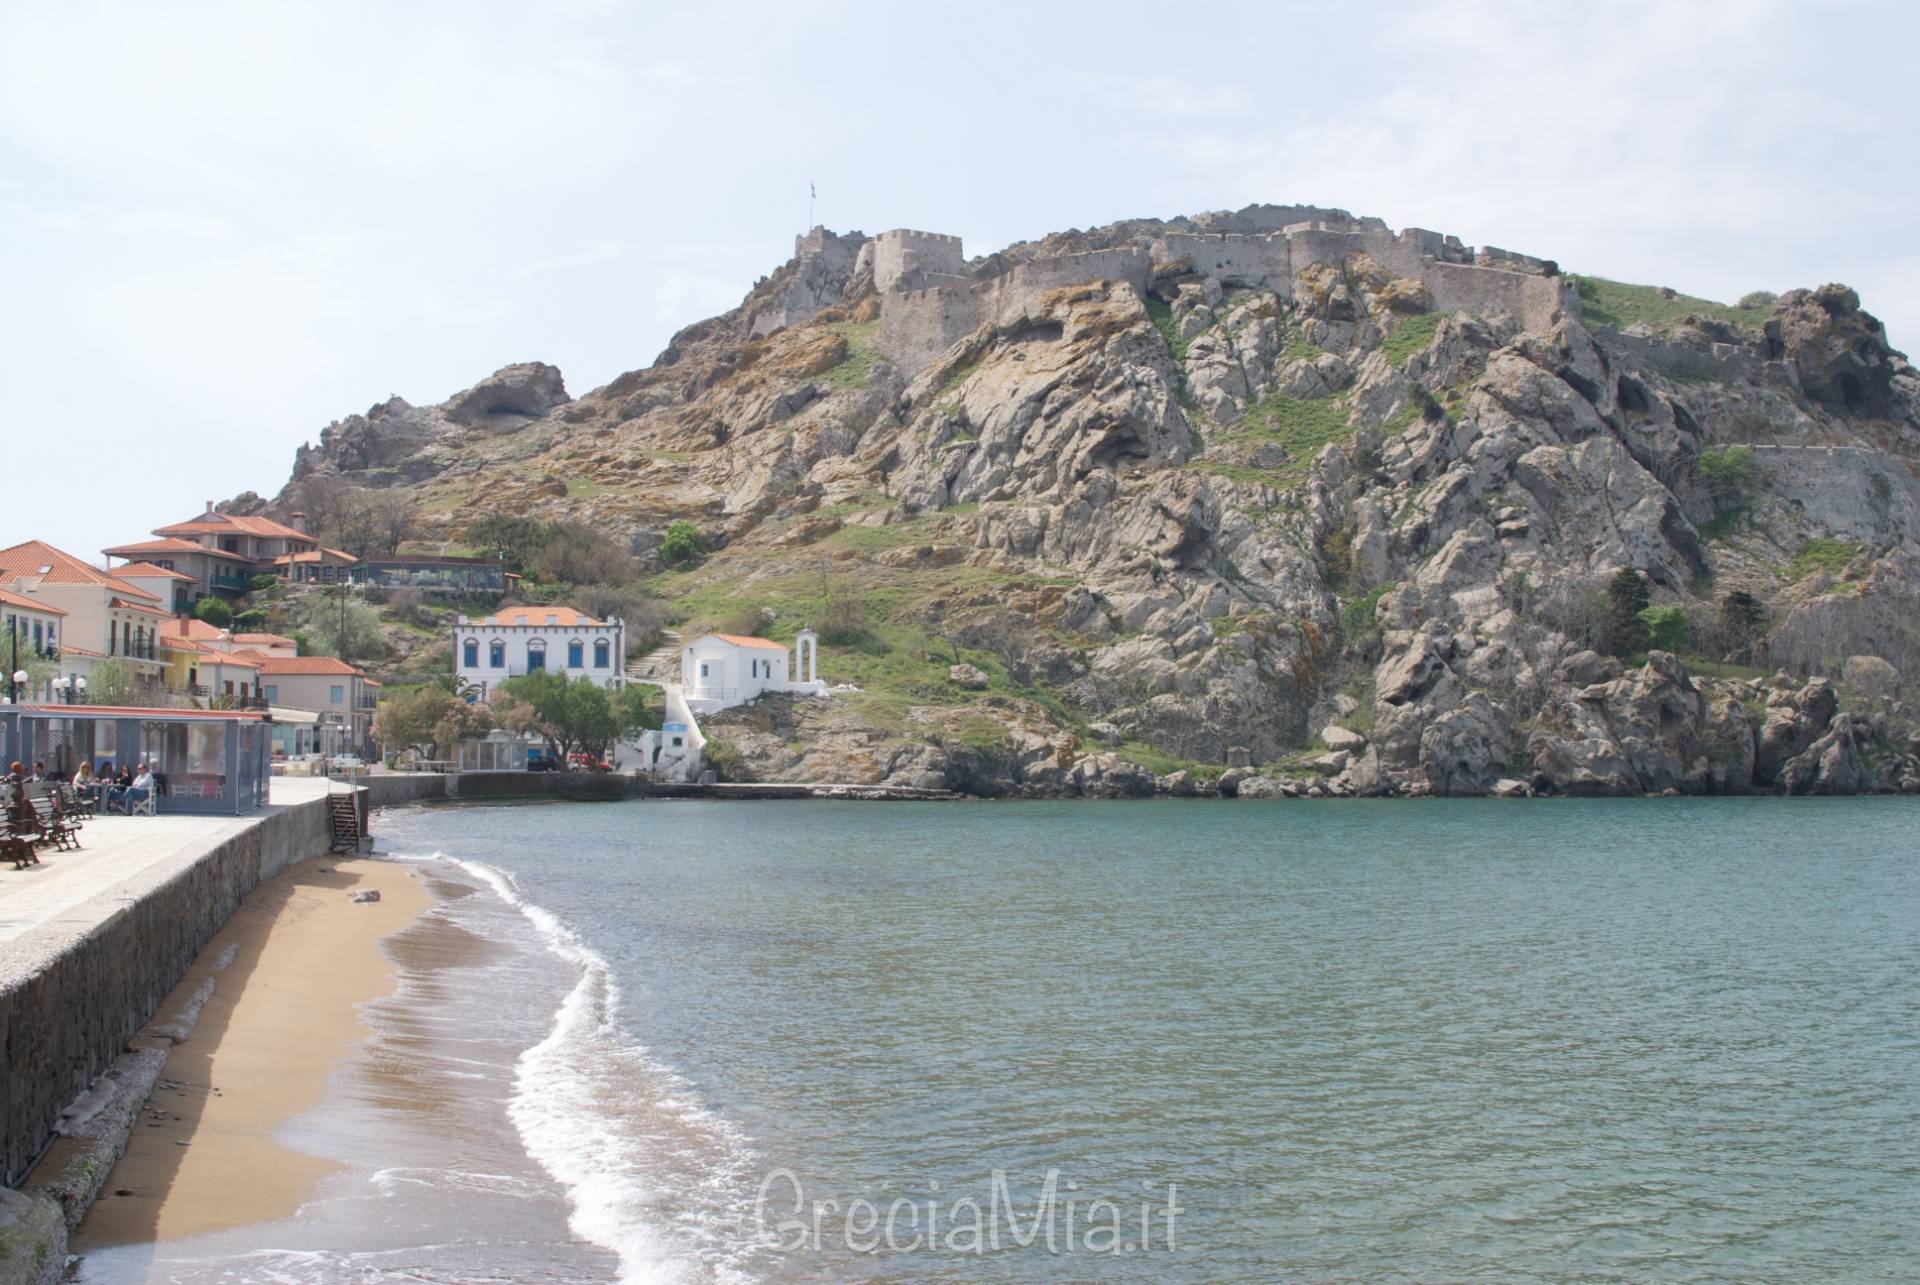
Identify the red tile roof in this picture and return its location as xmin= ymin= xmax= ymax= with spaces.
xmin=0 ymin=588 xmax=67 ymax=616
xmin=110 ymin=597 xmax=172 ymax=617
xmin=479 ymin=606 xmax=603 ymax=627
xmin=231 ymin=632 xmax=296 ymax=646
xmin=168 ymin=618 xmax=229 ymax=641
xmin=153 ymin=510 xmax=315 ymax=542
xmin=707 ymin=633 xmax=789 ymax=651
xmin=254 ymin=655 xmax=366 ymax=676
xmin=102 ymin=537 xmax=250 ymax=561
xmin=115 ymin=562 xmax=193 ymax=580
xmin=0 ymin=540 xmax=164 ymax=602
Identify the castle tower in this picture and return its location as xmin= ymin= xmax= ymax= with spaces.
xmin=871 ymin=229 xmax=965 ymax=294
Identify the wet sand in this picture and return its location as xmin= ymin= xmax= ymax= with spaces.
xmin=67 ymin=856 xmax=430 ymax=1248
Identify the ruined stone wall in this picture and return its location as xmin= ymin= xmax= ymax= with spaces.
xmin=1591 ymin=329 xmax=1767 ymax=385
xmin=0 ymin=795 xmax=335 ymax=1186
xmin=1153 ymin=233 xmax=1292 ymax=289
xmin=1419 ymin=260 xmax=1572 ymax=333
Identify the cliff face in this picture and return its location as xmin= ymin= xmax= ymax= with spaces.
xmin=269 ymin=206 xmax=1920 ymax=797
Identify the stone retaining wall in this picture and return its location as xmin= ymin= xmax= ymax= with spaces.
xmin=0 ymin=793 xmax=334 ymax=1190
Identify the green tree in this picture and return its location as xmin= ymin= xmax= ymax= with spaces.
xmin=1696 ymin=445 xmax=1758 ymax=503
xmin=659 ymin=520 xmax=703 ymax=566
xmin=192 ymin=596 xmax=233 ymax=628
xmin=294 ymin=589 xmax=385 ymax=661
xmin=89 ymin=658 xmax=140 ymax=705
xmin=1638 ymin=605 xmax=1690 ymax=653
xmin=1604 ymin=569 xmax=1652 ymax=657
xmin=617 ymin=683 xmax=663 ymax=736
xmin=496 ymin=672 xmax=619 ymax=758
xmin=465 ymin=514 xmax=554 ymax=575
xmin=374 ymin=686 xmax=470 ymax=758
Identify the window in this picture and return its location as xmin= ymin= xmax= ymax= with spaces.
xmin=594 ymin=639 xmax=610 ymax=668
xmin=699 ymin=662 xmax=709 ymax=678
xmin=490 ymin=640 xmax=506 ymax=668
xmin=265 ymin=685 xmax=278 ymax=702
xmin=32 ymin=621 xmax=42 ymax=650
xmin=109 ymin=619 xmax=118 ymax=654
xmin=567 ymin=640 xmax=584 ymax=668
xmin=463 ymin=639 xmax=479 ymax=668
xmin=527 ymin=641 xmax=546 ymax=672
xmin=330 ymin=685 xmax=345 ymax=704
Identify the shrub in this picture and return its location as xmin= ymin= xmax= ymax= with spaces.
xmin=1787 ymin=538 xmax=1861 ymax=581
xmin=192 ymin=596 xmax=232 ymax=628
xmin=248 ymin=573 xmax=280 ymax=593
xmin=701 ymin=737 xmax=748 ymax=782
xmin=818 ymin=582 xmax=868 ymax=645
xmin=1736 ymin=290 xmax=1778 ymax=310
xmin=1340 ymin=583 xmax=1394 ymax=638
xmin=1638 ymin=605 xmax=1690 ymax=652
xmin=1696 ymin=444 xmax=1758 ymax=499
xmin=1604 ymin=569 xmax=1652 ymax=657
xmin=660 ymin=520 xmax=703 ymax=566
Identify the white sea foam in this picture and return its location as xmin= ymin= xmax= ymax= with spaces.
xmin=451 ymin=857 xmax=760 ymax=1285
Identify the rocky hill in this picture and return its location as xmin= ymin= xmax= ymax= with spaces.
xmin=257 ymin=203 xmax=1920 ymax=797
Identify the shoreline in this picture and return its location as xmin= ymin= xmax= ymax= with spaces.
xmin=55 ymin=856 xmax=431 ymax=1253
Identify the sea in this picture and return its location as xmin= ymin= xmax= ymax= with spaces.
xmin=77 ymin=797 xmax=1919 ymax=1283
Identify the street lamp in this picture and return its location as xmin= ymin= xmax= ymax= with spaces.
xmin=10 ymin=670 xmax=27 ymax=704
xmin=60 ymin=675 xmax=87 ymax=706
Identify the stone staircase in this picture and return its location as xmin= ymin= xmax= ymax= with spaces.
xmin=625 ymin=629 xmax=682 ymax=686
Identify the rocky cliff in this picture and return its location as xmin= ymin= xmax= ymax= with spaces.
xmin=265 ymin=204 xmax=1920 ymax=797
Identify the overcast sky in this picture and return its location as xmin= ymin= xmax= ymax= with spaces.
xmin=5 ymin=0 xmax=1915 ymax=556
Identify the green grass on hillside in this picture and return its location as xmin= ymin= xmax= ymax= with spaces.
xmin=1190 ymin=393 xmax=1354 ymax=488
xmin=822 ymin=320 xmax=881 ymax=390
xmin=1145 ymin=297 xmax=1191 ymax=363
xmin=1379 ymin=311 xmax=1444 ymax=368
xmin=1787 ymin=537 xmax=1862 ymax=581
xmin=1568 ymin=275 xmax=1773 ymax=334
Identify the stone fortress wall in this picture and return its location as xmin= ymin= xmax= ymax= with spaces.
xmin=767 ymin=205 xmax=1580 ymax=375
xmin=868 ymin=211 xmax=1576 ymax=375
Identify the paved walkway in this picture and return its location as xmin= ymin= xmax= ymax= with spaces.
xmin=0 ymin=778 xmax=339 ymax=947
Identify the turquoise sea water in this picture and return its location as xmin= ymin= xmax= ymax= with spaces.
xmin=367 ymin=797 xmax=1917 ymax=1283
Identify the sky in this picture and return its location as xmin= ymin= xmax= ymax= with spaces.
xmin=5 ymin=0 xmax=1916 ymax=556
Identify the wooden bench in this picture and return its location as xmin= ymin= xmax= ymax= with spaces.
xmin=4 ymin=810 xmax=44 ymax=867
xmin=29 ymin=798 xmax=81 ymax=851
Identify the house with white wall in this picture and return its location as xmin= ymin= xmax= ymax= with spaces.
xmin=680 ymin=630 xmax=826 ymax=713
xmin=0 ymin=540 xmax=172 ymax=697
xmin=252 ymin=654 xmax=375 ymax=757
xmin=453 ymin=606 xmax=625 ymax=700
xmin=0 ymin=589 xmax=67 ymax=702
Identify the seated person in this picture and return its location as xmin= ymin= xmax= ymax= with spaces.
xmin=107 ymin=763 xmax=135 ymax=809
xmin=122 ymin=765 xmax=156 ymax=813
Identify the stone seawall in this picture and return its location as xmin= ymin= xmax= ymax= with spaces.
xmin=0 ymin=795 xmax=335 ymax=1192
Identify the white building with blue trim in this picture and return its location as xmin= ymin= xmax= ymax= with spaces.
xmin=452 ymin=606 xmax=625 ymax=700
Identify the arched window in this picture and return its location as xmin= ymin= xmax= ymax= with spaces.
xmin=527 ymin=640 xmax=547 ymax=672
xmin=594 ymin=639 xmax=610 ymax=668
xmin=463 ymin=638 xmax=479 ymax=668
xmin=567 ymin=639 xmax=584 ymax=668
xmin=489 ymin=640 xmax=506 ymax=668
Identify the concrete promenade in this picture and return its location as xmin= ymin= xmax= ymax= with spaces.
xmin=0 ymin=779 xmax=337 ymax=949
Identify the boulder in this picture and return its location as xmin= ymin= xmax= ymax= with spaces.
xmin=1841 ymin=655 xmax=1903 ymax=701
xmin=948 ymin=663 xmax=990 ymax=690
xmin=1419 ymin=693 xmax=1512 ymax=795
xmin=1321 ymin=725 xmax=1368 ymax=752
xmin=443 ymin=362 xmax=571 ymax=427
xmin=1756 ymin=680 xmax=1839 ymax=785
xmin=1236 ymin=776 xmax=1290 ymax=799
xmin=1779 ymin=714 xmax=1870 ymax=795
xmin=1765 ymin=284 xmax=1898 ymax=417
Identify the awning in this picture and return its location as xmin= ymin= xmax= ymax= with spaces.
xmin=267 ymin=706 xmax=321 ymax=725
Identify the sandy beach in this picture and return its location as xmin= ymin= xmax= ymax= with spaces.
xmin=64 ymin=856 xmax=431 ymax=1249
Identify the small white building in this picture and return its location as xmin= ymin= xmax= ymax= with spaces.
xmin=681 ymin=630 xmax=826 ymax=713
xmin=454 ymin=606 xmax=626 ymax=700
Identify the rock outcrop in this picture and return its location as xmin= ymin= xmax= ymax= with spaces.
xmin=259 ymin=202 xmax=1920 ymax=798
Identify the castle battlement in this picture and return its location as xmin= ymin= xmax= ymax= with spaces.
xmin=854 ymin=210 xmax=1569 ymax=376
